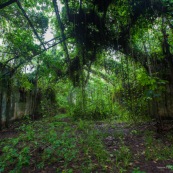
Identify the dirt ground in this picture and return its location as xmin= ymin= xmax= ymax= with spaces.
xmin=96 ymin=122 xmax=173 ymax=173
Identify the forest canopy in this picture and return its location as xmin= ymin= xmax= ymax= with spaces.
xmin=0 ymin=0 xmax=173 ymax=123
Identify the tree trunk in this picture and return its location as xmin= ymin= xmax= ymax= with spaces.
xmin=5 ymin=82 xmax=11 ymax=128
xmin=0 ymin=87 xmax=2 ymax=131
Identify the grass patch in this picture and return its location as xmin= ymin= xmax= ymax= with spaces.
xmin=114 ymin=138 xmax=132 ymax=172
xmin=144 ymin=130 xmax=173 ymax=161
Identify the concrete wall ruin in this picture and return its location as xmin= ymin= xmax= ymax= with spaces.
xmin=0 ymin=84 xmax=40 ymax=130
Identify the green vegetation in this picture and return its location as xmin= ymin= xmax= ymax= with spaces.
xmin=1 ymin=0 xmax=173 ymax=172
xmin=0 ymin=115 xmax=110 ymax=172
xmin=144 ymin=130 xmax=173 ymax=161
xmin=1 ymin=115 xmax=173 ymax=172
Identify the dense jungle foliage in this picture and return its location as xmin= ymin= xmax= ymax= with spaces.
xmin=1 ymin=0 xmax=173 ymax=172
xmin=1 ymin=0 xmax=173 ymax=122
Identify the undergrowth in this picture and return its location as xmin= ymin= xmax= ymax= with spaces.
xmin=144 ymin=130 xmax=173 ymax=161
xmin=0 ymin=114 xmax=110 ymax=173
xmin=1 ymin=114 xmax=173 ymax=173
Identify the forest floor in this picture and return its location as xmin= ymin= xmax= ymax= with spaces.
xmin=0 ymin=114 xmax=173 ymax=173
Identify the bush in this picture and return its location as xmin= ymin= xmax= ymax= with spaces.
xmin=71 ymin=101 xmax=116 ymax=120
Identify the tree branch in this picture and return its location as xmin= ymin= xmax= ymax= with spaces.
xmin=16 ymin=0 xmax=46 ymax=50
xmin=0 ymin=37 xmax=70 ymax=78
xmin=53 ymin=0 xmax=70 ymax=63
xmin=0 ymin=0 xmax=16 ymax=9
